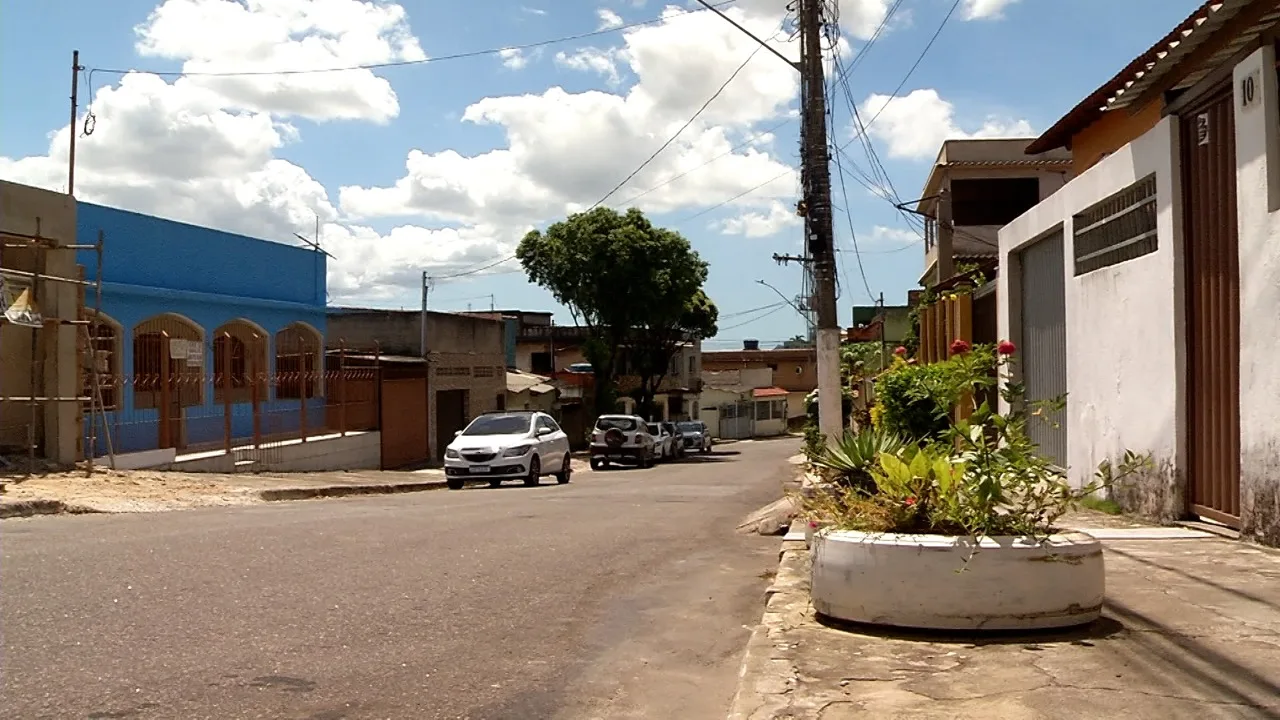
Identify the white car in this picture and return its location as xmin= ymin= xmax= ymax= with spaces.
xmin=589 ymin=414 xmax=655 ymax=469
xmin=444 ymin=411 xmax=573 ymax=489
xmin=677 ymin=420 xmax=713 ymax=453
xmin=648 ymin=422 xmax=676 ymax=461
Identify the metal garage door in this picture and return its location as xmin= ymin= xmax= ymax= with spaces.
xmin=380 ymin=378 xmax=429 ymax=469
xmin=1019 ymin=229 xmax=1068 ymax=468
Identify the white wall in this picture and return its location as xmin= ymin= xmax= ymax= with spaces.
xmin=1234 ymin=45 xmax=1280 ymax=544
xmin=998 ymin=117 xmax=1185 ymax=515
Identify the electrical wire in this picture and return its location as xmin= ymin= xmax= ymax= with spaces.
xmin=590 ymin=40 xmax=768 ymax=209
xmin=719 ymin=301 xmax=787 ymax=319
xmin=718 ymin=304 xmax=787 ymax=332
xmin=86 ymin=1 xmax=742 ymax=79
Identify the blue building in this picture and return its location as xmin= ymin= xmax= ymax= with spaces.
xmin=78 ymin=203 xmax=328 ymax=455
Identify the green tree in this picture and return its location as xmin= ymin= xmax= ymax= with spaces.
xmin=517 ymin=207 xmax=714 ymax=417
xmin=628 ymin=289 xmax=718 ymax=419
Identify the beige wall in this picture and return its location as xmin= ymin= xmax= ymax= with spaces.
xmin=0 ymin=181 xmax=80 ymax=464
xmin=703 ymin=351 xmax=817 ymax=393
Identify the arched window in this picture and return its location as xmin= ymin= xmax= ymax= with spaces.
xmin=275 ymin=322 xmax=323 ymax=399
xmin=212 ymin=319 xmax=269 ymax=404
xmin=81 ymin=310 xmax=123 ymax=411
xmin=132 ymin=314 xmax=205 ymax=409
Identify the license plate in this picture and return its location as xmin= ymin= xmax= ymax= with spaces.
xmin=471 ymin=465 xmax=490 ymax=474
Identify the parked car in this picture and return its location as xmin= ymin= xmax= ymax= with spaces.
xmin=661 ymin=421 xmax=685 ymax=459
xmin=443 ymin=411 xmax=572 ymax=489
xmin=677 ymin=420 xmax=713 ymax=453
xmin=648 ymin=422 xmax=676 ymax=461
xmin=590 ymin=414 xmax=655 ymax=469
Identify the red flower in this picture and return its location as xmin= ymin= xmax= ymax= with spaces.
xmin=949 ymin=339 xmax=971 ymax=356
xmin=997 ymin=340 xmax=1017 ymax=356
xmin=904 ymin=496 xmax=917 ymax=506
xmin=893 ymin=346 xmax=907 ymax=356
xmin=808 ymin=520 xmax=819 ymax=529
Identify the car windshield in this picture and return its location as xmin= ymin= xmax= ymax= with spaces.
xmin=677 ymin=422 xmax=703 ymax=432
xmin=462 ymin=414 xmax=532 ymax=436
xmin=596 ymin=417 xmax=637 ymax=431
xmin=646 ymin=423 xmax=661 ymax=435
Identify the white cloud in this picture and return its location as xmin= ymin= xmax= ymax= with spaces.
xmin=961 ymin=0 xmax=1021 ymax=20
xmin=4 ymin=0 xmax=1014 ymax=306
xmin=521 ymin=6 xmax=547 ymax=16
xmin=554 ymin=48 xmax=622 ymax=85
xmin=499 ymin=47 xmax=530 ymax=70
xmin=860 ymin=89 xmax=1034 ymax=160
xmin=133 ymin=0 xmax=424 ymax=123
xmin=865 ymin=225 xmax=920 ymax=249
xmin=716 ymin=201 xmax=800 ymax=238
xmin=597 ymin=8 xmax=624 ymax=30
xmin=342 ymin=4 xmax=803 ymax=227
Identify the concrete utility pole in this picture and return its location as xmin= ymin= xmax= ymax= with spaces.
xmin=420 ymin=271 xmax=431 ymax=357
xmin=67 ymin=50 xmax=82 ymax=196
xmin=797 ymin=0 xmax=843 ymax=444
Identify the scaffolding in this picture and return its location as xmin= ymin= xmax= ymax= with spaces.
xmin=0 ymin=219 xmax=107 ymax=477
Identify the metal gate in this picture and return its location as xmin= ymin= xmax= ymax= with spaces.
xmin=718 ymin=400 xmax=755 ymax=440
xmin=380 ymin=377 xmax=429 ymax=470
xmin=1018 ymin=228 xmax=1068 ymax=468
xmin=1181 ymin=85 xmax=1241 ymax=527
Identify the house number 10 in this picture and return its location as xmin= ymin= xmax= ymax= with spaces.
xmin=1241 ymin=68 xmax=1261 ymax=111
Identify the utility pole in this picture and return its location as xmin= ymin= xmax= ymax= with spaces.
xmin=419 ymin=271 xmax=431 ymax=357
xmin=797 ymin=0 xmax=843 ymax=444
xmin=877 ymin=291 xmax=887 ymax=369
xmin=68 ymin=50 xmax=82 ymax=196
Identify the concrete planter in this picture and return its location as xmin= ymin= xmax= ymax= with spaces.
xmin=810 ymin=529 xmax=1104 ymax=631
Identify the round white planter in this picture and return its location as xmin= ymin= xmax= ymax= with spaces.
xmin=811 ymin=529 xmax=1104 ymax=631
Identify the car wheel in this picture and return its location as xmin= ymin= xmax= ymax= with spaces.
xmin=643 ymin=450 xmax=654 ymax=469
xmin=590 ymin=457 xmax=601 ymax=471
xmin=523 ymin=456 xmax=541 ymax=486
xmin=488 ymin=478 xmax=502 ymax=488
xmin=556 ymin=454 xmax=572 ymax=484
xmin=446 ymin=477 xmax=464 ymax=490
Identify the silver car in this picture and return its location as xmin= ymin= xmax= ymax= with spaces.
xmin=677 ymin=420 xmax=712 ymax=454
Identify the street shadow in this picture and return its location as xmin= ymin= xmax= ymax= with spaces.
xmin=1106 ymin=546 xmax=1279 ymax=609
xmin=814 ymin=612 xmax=1126 ymax=646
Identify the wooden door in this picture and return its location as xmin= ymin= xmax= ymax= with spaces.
xmin=1181 ymin=85 xmax=1241 ymax=527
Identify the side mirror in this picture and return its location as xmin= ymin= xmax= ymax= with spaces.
xmin=536 ymin=426 xmax=553 ymax=436
xmin=454 ymin=430 xmax=462 ymax=437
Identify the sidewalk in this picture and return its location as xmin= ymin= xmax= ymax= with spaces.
xmin=731 ymin=511 xmax=1280 ymax=719
xmin=0 ymin=467 xmax=452 ymax=517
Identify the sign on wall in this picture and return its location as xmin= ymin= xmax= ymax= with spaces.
xmin=0 ymin=271 xmax=43 ymax=328
xmin=1241 ymin=67 xmax=1262 ymax=112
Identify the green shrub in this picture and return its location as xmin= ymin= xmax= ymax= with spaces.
xmin=873 ymin=362 xmax=957 ymax=442
xmin=813 ymin=427 xmax=909 ymax=494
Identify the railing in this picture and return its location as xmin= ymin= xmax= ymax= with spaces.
xmin=83 ymin=367 xmax=380 ymax=463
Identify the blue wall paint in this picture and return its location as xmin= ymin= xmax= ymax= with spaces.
xmin=77 ymin=202 xmax=326 ymax=306
xmin=75 ymin=203 xmax=329 ymax=455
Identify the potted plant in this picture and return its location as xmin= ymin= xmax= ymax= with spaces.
xmin=804 ymin=341 xmax=1150 ymax=631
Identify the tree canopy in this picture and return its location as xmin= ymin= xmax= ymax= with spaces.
xmin=517 ymin=207 xmax=717 ymax=417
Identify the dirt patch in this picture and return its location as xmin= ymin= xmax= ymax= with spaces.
xmin=0 ymin=469 xmax=264 ymax=513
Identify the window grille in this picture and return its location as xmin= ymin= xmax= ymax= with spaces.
xmin=1072 ymin=174 xmax=1158 ymax=275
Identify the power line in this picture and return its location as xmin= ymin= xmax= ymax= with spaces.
xmin=718 ymin=304 xmax=787 ymax=332
xmin=720 ymin=301 xmax=787 ymax=319
xmin=591 ymin=40 xmax=768 ymax=208
xmin=86 ymin=1 xmax=741 ymax=79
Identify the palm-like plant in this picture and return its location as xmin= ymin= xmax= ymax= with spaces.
xmin=814 ymin=427 xmax=909 ymax=493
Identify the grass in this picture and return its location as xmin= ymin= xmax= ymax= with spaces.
xmin=1079 ymin=496 xmax=1125 ymax=515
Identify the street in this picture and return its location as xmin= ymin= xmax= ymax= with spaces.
xmin=1 ymin=438 xmax=797 ymax=720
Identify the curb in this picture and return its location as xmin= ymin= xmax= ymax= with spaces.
xmin=259 ymin=480 xmax=452 ymax=502
xmin=0 ymin=499 xmax=100 ymax=519
xmin=726 ymin=520 xmax=811 ymax=720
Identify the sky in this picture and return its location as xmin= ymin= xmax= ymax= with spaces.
xmin=0 ymin=0 xmax=1202 ymax=350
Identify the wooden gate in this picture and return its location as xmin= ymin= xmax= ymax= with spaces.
xmin=380 ymin=377 xmax=429 ymax=470
xmin=1018 ymin=228 xmax=1068 ymax=469
xmin=1181 ymin=86 xmax=1241 ymax=527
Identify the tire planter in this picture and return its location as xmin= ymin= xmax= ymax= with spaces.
xmin=810 ymin=529 xmax=1104 ymax=631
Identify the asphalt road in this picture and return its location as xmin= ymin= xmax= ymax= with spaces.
xmin=1 ymin=437 xmax=798 ymax=720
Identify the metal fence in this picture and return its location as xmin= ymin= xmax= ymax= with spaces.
xmin=84 ymin=363 xmax=380 ymax=469
xmin=718 ymin=400 xmax=755 ymax=440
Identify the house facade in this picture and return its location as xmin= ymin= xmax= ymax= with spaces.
xmin=702 ymin=345 xmax=816 ymax=421
xmin=77 ymin=202 xmax=329 ymax=457
xmin=918 ymin=139 xmax=1074 ymax=288
xmin=996 ymin=0 xmax=1280 ymax=544
xmin=326 ymin=308 xmax=506 ymax=462
xmin=0 ymin=181 xmax=81 ymax=465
